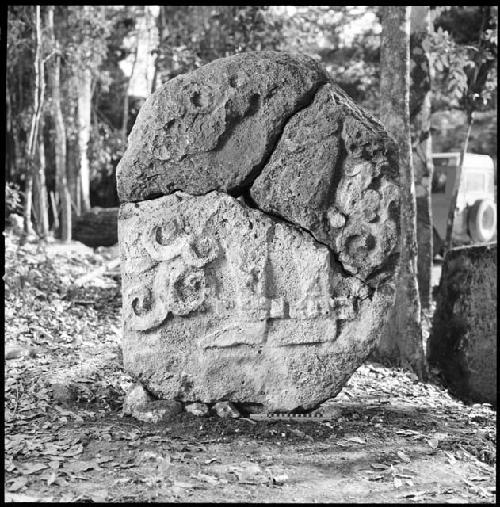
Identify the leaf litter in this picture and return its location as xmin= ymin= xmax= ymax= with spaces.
xmin=3 ymin=230 xmax=497 ymax=503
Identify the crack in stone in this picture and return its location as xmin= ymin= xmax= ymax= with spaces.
xmin=127 ymin=187 xmax=377 ymax=299
xmin=239 ymin=194 xmax=374 ymax=296
xmin=227 ymin=79 xmax=328 ymax=198
xmin=122 ymin=80 xmax=392 ymax=299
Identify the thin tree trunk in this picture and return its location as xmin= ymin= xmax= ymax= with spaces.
xmin=24 ymin=6 xmax=43 ymax=236
xmin=410 ymin=6 xmax=434 ymax=310
xmin=122 ymin=43 xmax=139 ymax=144
xmin=77 ymin=66 xmax=92 ymax=213
xmin=36 ymin=114 xmax=49 ymax=238
xmin=151 ymin=6 xmax=166 ymax=93
xmin=47 ymin=5 xmax=71 ymax=242
xmin=376 ymin=6 xmax=426 ymax=379
xmin=49 ymin=190 xmax=59 ymax=233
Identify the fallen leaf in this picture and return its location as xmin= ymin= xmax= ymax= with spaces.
xmin=21 ymin=463 xmax=48 ymax=475
xmin=47 ymin=471 xmax=58 ymax=486
xmin=5 ymin=493 xmax=49 ymax=502
xmin=371 ymin=463 xmax=389 ymax=470
xmin=397 ymin=450 xmax=411 ymax=463
xmin=393 ymin=477 xmax=403 ymax=488
xmin=88 ymin=489 xmax=108 ymax=502
xmin=346 ymin=436 xmax=365 ymax=444
xmin=7 ymin=477 xmax=28 ymax=492
xmin=97 ymin=456 xmax=114 ymax=464
xmin=427 ymin=438 xmax=439 ymax=449
xmin=469 ymin=476 xmax=489 ymax=482
xmin=61 ymin=444 xmax=83 ymax=457
xmin=173 ymin=480 xmax=197 ymax=489
xmin=404 ymin=490 xmax=427 ymax=498
xmin=195 ymin=473 xmax=219 ymax=485
xmin=272 ymin=473 xmax=288 ymax=486
xmin=63 ymin=459 xmax=99 ymax=473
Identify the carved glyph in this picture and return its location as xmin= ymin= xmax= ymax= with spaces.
xmin=120 ymin=192 xmax=359 ymax=340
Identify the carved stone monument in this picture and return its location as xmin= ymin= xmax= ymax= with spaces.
xmin=117 ymin=51 xmax=401 ymax=412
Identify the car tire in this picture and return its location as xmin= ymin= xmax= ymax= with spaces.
xmin=467 ymin=199 xmax=497 ymax=243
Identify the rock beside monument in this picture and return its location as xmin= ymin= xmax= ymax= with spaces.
xmin=428 ymin=244 xmax=497 ymax=406
xmin=131 ymin=400 xmax=183 ymax=423
xmin=117 ymin=51 xmax=328 ymax=202
xmin=185 ymin=402 xmax=210 ymax=417
xmin=214 ymin=401 xmax=241 ymax=419
xmin=123 ymin=383 xmax=153 ymax=415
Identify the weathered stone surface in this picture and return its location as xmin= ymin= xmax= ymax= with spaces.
xmin=119 ymin=191 xmax=396 ymax=411
xmin=428 ymin=244 xmax=497 ymax=406
xmin=116 ymin=51 xmax=327 ymax=202
xmin=250 ymin=83 xmax=400 ymax=280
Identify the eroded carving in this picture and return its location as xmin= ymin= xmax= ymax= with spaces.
xmin=121 ymin=193 xmax=360 ymax=336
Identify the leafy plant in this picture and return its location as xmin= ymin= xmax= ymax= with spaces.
xmin=5 ymin=182 xmax=24 ymax=219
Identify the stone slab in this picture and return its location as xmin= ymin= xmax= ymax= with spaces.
xmin=119 ymin=192 xmax=396 ymax=411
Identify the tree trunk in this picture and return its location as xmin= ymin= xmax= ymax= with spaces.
xmin=35 ymin=114 xmax=49 ymax=238
xmin=77 ymin=66 xmax=92 ymax=213
xmin=376 ymin=6 xmax=426 ymax=379
xmin=47 ymin=5 xmax=71 ymax=242
xmin=24 ymin=5 xmax=43 ymax=237
xmin=410 ymin=6 xmax=434 ymax=310
xmin=122 ymin=43 xmax=139 ymax=145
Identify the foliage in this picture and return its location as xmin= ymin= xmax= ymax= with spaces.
xmin=276 ymin=6 xmax=382 ymax=112
xmin=430 ymin=6 xmax=497 ymax=113
xmin=3 ymin=232 xmax=496 ymax=501
xmin=5 ymin=182 xmax=24 ymax=219
xmin=6 ymin=5 xmax=497 ymax=219
xmin=154 ymin=6 xmax=283 ymax=86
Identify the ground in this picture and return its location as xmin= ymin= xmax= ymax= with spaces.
xmin=4 ymin=230 xmax=496 ymax=503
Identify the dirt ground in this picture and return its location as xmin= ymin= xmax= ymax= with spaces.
xmin=4 ymin=232 xmax=496 ymax=503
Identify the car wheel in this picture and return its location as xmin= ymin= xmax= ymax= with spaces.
xmin=467 ymin=199 xmax=497 ymax=242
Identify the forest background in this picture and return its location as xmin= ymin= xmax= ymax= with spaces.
xmin=5 ymin=5 xmax=497 ymax=228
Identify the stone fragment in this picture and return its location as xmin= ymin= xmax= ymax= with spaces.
xmin=185 ymin=402 xmax=210 ymax=417
xmin=214 ymin=401 xmax=241 ymax=419
xmin=428 ymin=244 xmax=497 ymax=406
xmin=116 ymin=51 xmax=327 ymax=202
xmin=250 ymin=83 xmax=400 ymax=280
xmin=131 ymin=400 xmax=183 ymax=423
xmin=119 ymin=191 xmax=396 ymax=412
xmin=123 ymin=383 xmax=153 ymax=415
